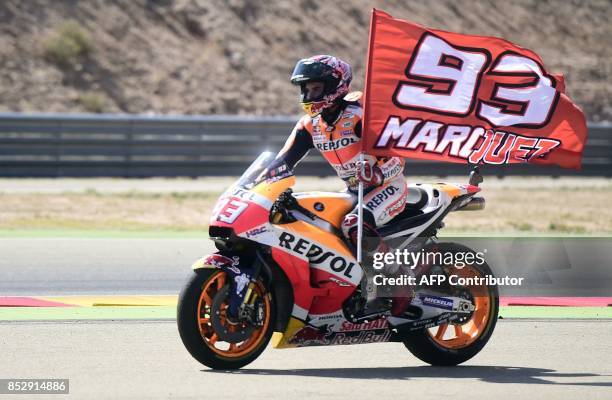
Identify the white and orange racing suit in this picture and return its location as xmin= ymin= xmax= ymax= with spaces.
xmin=271 ymin=95 xmax=408 ymax=242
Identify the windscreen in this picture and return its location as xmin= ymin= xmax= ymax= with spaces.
xmin=234 ymin=151 xmax=277 ymax=188
xmin=230 ymin=151 xmax=293 ymax=192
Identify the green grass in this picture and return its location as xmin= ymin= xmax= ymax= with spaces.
xmin=499 ymin=306 xmax=612 ymax=319
xmin=548 ymin=222 xmax=587 ymax=234
xmin=1 ymin=306 xmax=610 ymax=321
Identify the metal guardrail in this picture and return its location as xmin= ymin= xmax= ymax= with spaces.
xmin=0 ymin=112 xmax=610 ymax=177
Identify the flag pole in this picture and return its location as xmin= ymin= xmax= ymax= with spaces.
xmin=356 ymin=152 xmax=365 ymax=263
xmin=357 ymin=9 xmax=378 ymax=264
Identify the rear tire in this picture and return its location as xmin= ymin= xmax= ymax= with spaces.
xmin=177 ymin=268 xmax=275 ymax=370
xmin=403 ymin=243 xmax=499 ymax=366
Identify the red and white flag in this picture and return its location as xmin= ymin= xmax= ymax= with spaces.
xmin=362 ymin=9 xmax=587 ymax=169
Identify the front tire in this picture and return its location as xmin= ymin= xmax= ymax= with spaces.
xmin=403 ymin=243 xmax=499 ymax=366
xmin=177 ymin=268 xmax=275 ymax=370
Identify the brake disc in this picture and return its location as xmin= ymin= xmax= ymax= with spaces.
xmin=210 ymin=285 xmax=255 ymax=343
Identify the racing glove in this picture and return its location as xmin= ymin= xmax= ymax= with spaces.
xmin=357 ymin=162 xmax=384 ymax=187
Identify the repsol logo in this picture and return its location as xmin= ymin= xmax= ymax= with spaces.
xmin=383 ymin=164 xmax=402 ymax=179
xmin=278 ymin=232 xmax=355 ymax=279
xmin=366 ymin=185 xmax=401 ymax=211
xmin=315 ymin=137 xmax=357 ymax=152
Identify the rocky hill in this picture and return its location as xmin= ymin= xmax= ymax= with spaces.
xmin=0 ymin=0 xmax=610 ymax=121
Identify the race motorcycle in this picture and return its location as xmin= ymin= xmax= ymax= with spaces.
xmin=177 ymin=152 xmax=498 ymax=370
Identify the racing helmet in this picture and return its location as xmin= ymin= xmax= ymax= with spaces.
xmin=290 ymin=55 xmax=352 ymax=117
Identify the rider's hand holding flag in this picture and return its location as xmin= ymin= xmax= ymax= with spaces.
xmin=356 ymin=161 xmax=384 ymax=187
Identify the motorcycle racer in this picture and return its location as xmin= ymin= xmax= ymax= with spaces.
xmin=270 ymin=55 xmax=409 ymax=254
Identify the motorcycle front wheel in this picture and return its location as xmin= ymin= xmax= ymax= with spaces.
xmin=177 ymin=268 xmax=275 ymax=370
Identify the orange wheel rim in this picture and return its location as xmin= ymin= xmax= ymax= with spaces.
xmin=428 ymin=264 xmax=492 ymax=349
xmin=197 ymin=271 xmax=271 ymax=358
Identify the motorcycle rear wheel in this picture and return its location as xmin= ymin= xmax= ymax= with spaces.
xmin=177 ymin=268 xmax=275 ymax=370
xmin=402 ymin=243 xmax=499 ymax=366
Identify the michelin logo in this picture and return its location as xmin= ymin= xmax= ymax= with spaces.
xmin=420 ymin=295 xmax=454 ymax=310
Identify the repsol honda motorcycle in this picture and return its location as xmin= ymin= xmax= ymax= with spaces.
xmin=178 ymin=152 xmax=498 ymax=370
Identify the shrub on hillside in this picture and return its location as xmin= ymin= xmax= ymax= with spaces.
xmin=44 ymin=21 xmax=93 ymax=67
xmin=78 ymin=92 xmax=106 ymax=113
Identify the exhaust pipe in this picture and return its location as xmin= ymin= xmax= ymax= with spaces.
xmin=457 ymin=196 xmax=485 ymax=211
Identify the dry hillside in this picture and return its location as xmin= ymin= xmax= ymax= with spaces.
xmin=0 ymin=0 xmax=610 ymax=121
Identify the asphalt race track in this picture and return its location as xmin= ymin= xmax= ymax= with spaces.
xmin=0 ymin=320 xmax=610 ymax=399
xmin=1 ymin=238 xmax=611 ymax=399
xmin=0 ymin=238 xmax=208 ymax=295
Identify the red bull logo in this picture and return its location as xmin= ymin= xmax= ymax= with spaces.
xmin=289 ymin=326 xmax=329 ymax=346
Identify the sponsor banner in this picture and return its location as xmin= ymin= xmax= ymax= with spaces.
xmin=362 ymin=9 xmax=587 ymax=169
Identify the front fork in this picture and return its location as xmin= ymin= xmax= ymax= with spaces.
xmin=192 ymin=252 xmax=263 ymax=320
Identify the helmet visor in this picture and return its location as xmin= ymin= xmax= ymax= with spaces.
xmin=290 ymin=60 xmax=335 ymax=85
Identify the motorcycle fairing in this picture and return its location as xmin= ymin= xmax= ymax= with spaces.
xmin=268 ymin=222 xmax=361 ymax=315
xmin=380 ymin=182 xmax=480 ymax=241
xmin=208 ymin=172 xmax=366 ymax=344
xmin=293 ymin=191 xmax=356 ymax=229
xmin=209 ymin=186 xmax=273 ymax=232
